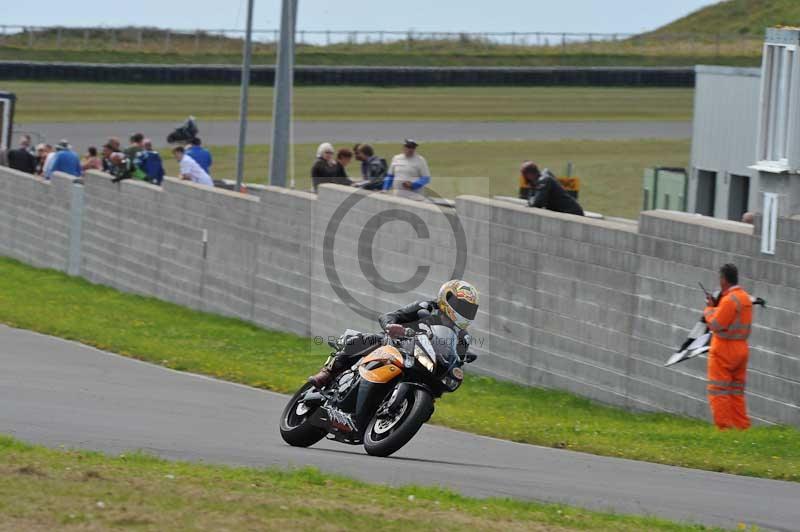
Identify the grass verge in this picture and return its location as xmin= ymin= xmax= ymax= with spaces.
xmin=0 ymin=257 xmax=798 ymax=482
xmin=4 ymin=81 xmax=694 ymax=123
xmin=0 ymin=435 xmax=723 ymax=531
xmin=159 ymin=139 xmax=690 ymax=220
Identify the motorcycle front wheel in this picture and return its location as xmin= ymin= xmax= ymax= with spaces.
xmin=279 ymin=382 xmax=327 ymax=447
xmin=363 ymin=387 xmax=434 ymax=457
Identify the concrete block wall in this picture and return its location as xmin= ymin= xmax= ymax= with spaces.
xmin=454 ymin=198 xmax=799 ymax=425
xmin=634 ymin=211 xmax=800 ymax=425
xmin=1 ymin=166 xmax=798 ymax=426
xmin=0 ymin=167 xmax=74 ymax=271
xmin=309 ymin=185 xmax=485 ymax=340
xmin=75 ymin=170 xmax=315 ymax=337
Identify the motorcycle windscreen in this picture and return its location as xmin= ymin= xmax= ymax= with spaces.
xmin=664 ymin=333 xmax=711 ymax=367
xmin=429 ymin=325 xmax=459 ymax=368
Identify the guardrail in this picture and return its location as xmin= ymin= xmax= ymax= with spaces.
xmin=0 ymin=62 xmax=695 ymax=87
xmin=0 ymin=24 xmax=763 ymax=56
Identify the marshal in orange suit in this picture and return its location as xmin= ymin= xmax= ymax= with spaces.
xmin=703 ymin=264 xmax=753 ymax=430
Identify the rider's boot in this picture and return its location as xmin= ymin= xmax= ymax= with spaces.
xmin=308 ymin=353 xmax=348 ymax=389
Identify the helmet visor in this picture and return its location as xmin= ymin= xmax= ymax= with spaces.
xmin=447 ymin=292 xmax=478 ymax=320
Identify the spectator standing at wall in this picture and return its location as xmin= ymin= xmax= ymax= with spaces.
xmin=7 ymin=135 xmax=37 ymax=174
xmin=109 ymin=152 xmax=135 ymax=182
xmin=356 ymin=144 xmax=388 ymax=190
xmin=186 ymin=137 xmax=213 ymax=176
xmin=521 ymin=161 xmax=584 ymax=216
xmin=45 ymin=140 xmax=82 ymax=180
xmin=383 ymin=139 xmax=430 ymax=199
xmin=353 ymin=143 xmax=366 ymax=178
xmin=124 ymin=133 xmax=145 ymax=162
xmin=35 ymin=144 xmax=53 ymax=176
xmin=101 ymin=144 xmax=115 ymax=173
xmin=333 ymin=148 xmax=354 ymax=186
xmin=172 ymin=146 xmax=213 ymax=187
xmin=135 ymin=139 xmax=165 ymax=185
xmin=106 ymin=137 xmax=122 ymax=152
xmin=311 ymin=142 xmax=339 ymax=192
xmin=82 ymin=146 xmax=103 ymax=172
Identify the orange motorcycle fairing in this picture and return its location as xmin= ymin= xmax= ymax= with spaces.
xmin=358 ymin=346 xmax=404 ymax=383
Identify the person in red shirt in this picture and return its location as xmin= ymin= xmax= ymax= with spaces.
xmin=703 ymin=264 xmax=753 ymax=430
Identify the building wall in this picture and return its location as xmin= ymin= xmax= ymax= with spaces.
xmin=689 ymin=66 xmax=761 ymax=219
xmin=1 ymin=166 xmax=798 ymax=426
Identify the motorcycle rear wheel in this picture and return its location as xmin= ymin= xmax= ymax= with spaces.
xmin=279 ymin=383 xmax=327 ymax=447
xmin=363 ymin=387 xmax=434 ymax=457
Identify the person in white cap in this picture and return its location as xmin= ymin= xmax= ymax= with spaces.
xmin=44 ymin=139 xmax=82 ymax=180
xmin=382 ymin=139 xmax=430 ymax=199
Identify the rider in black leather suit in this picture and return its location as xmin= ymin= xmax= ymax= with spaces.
xmin=309 ymin=280 xmax=478 ymax=388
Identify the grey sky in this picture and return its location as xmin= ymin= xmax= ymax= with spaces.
xmin=4 ymin=1 xmax=717 ymax=34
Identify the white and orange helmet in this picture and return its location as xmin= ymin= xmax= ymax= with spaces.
xmin=437 ymin=280 xmax=479 ymax=330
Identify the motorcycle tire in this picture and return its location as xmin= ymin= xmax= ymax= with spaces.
xmin=363 ymin=387 xmax=434 ymax=457
xmin=279 ymin=383 xmax=327 ymax=448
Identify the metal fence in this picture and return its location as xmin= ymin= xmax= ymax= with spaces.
xmin=0 ymin=25 xmax=764 ymax=56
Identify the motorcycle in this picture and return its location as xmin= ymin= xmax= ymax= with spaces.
xmin=280 ymin=319 xmax=473 ymax=457
xmin=166 ymin=116 xmax=199 ymax=144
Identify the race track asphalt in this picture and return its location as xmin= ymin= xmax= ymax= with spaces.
xmin=13 ymin=120 xmax=691 ymax=152
xmin=2 ymin=324 xmax=798 ymax=531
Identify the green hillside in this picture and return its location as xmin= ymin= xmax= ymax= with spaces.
xmin=649 ymin=0 xmax=800 ymax=36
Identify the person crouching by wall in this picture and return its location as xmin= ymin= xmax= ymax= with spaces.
xmin=521 ymin=161 xmax=584 ymax=216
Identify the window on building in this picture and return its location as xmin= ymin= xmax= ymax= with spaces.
xmin=728 ymin=174 xmax=750 ymax=221
xmin=695 ymin=169 xmax=716 ymax=216
xmin=757 ymin=42 xmax=799 ymax=169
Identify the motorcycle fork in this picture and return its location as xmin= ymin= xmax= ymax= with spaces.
xmin=354 ymin=379 xmax=396 ymax=431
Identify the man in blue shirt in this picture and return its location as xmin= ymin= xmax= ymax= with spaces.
xmin=45 ymin=140 xmax=82 ymax=180
xmin=186 ymin=137 xmax=212 ymax=176
xmin=135 ymin=139 xmax=166 ymax=185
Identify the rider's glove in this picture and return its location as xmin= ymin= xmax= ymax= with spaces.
xmin=386 ymin=324 xmax=405 ymax=338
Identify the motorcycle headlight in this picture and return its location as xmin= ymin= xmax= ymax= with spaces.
xmin=414 ymin=345 xmax=435 ymax=372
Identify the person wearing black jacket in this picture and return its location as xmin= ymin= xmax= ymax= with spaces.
xmin=521 ymin=161 xmax=584 ymax=216
xmin=7 ymin=135 xmax=37 ymax=174
xmin=308 ymin=280 xmax=479 ymax=388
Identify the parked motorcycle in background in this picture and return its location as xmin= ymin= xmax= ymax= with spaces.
xmin=280 ymin=322 xmax=473 ymax=457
